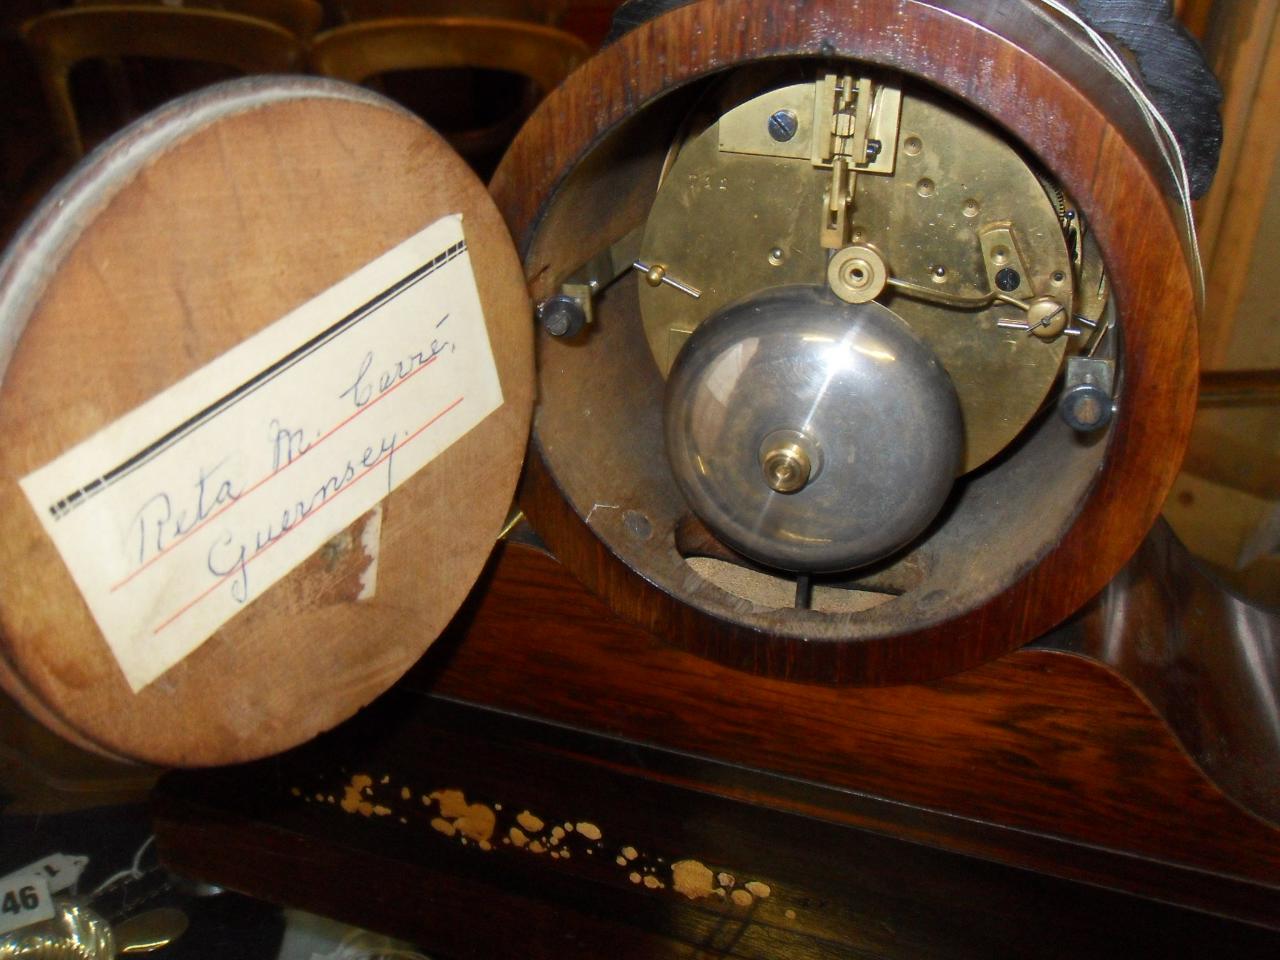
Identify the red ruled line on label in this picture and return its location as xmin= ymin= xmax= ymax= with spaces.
xmin=150 ymin=395 xmax=464 ymax=636
xmin=111 ymin=354 xmax=441 ymax=593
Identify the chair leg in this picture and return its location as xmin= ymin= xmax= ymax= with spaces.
xmin=42 ymin=68 xmax=84 ymax=160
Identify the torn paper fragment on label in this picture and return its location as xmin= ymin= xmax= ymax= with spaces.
xmin=21 ymin=214 xmax=503 ymax=692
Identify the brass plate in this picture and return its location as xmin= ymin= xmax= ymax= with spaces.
xmin=639 ymin=81 xmax=1073 ymax=472
xmin=718 ymin=82 xmax=816 ymax=160
xmin=718 ymin=79 xmax=902 ymax=175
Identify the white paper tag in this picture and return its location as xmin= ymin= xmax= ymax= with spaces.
xmin=5 ymin=855 xmax=88 ymax=895
xmin=21 ymin=214 xmax=503 ymax=692
xmin=0 ymin=874 xmax=54 ymax=935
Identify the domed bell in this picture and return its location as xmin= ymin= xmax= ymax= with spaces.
xmin=663 ymin=287 xmax=964 ymax=573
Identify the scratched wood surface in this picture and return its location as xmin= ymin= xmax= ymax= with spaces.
xmin=0 ymin=77 xmax=533 ymax=765
xmin=152 ymin=692 xmax=1280 ymax=958
xmin=489 ymin=0 xmax=1202 ymax=683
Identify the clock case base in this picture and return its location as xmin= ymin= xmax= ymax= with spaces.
xmin=152 ymin=522 xmax=1280 ymax=956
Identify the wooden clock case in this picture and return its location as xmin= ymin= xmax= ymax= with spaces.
xmin=0 ymin=0 xmax=1275 ymax=955
xmin=156 ymin=1 xmax=1280 ymax=955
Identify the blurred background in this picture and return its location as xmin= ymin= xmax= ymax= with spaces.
xmin=0 ymin=0 xmax=618 ymax=234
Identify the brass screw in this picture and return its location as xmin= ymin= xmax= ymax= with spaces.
xmin=761 ymin=442 xmax=812 ymax=494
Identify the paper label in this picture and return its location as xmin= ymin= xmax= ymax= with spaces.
xmin=21 ymin=214 xmax=503 ymax=692
xmin=5 ymin=855 xmax=87 ymax=895
xmin=0 ymin=874 xmax=54 ymax=935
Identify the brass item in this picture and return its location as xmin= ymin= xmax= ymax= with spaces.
xmin=1026 ymin=297 xmax=1071 ymax=339
xmin=809 ymin=74 xmax=901 ymax=175
xmin=0 ymin=902 xmax=113 ymax=960
xmin=759 ymin=430 xmax=817 ymax=494
xmin=828 ymin=244 xmax=888 ymax=303
xmin=115 ymin=907 xmax=189 ymax=955
xmin=978 ymin=224 xmax=1034 ymax=301
xmin=885 ymin=275 xmax=1026 ymax=311
xmin=632 ymin=260 xmax=702 ymax=298
xmin=996 ymin=297 xmax=1079 ymax=338
xmin=638 ymin=77 xmax=1076 ymax=472
xmin=812 ymin=75 xmax=902 ymax=247
xmin=718 ymin=83 xmax=815 ymax=160
xmin=717 ymin=74 xmax=901 ymax=172
xmin=497 ymin=508 xmax=527 ymax=541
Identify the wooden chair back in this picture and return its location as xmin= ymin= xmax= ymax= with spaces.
xmin=70 ymin=0 xmax=325 ymax=40
xmin=22 ymin=6 xmax=307 ymax=158
xmin=331 ymin=0 xmax=567 ymax=26
xmin=309 ymin=16 xmax=589 ymax=96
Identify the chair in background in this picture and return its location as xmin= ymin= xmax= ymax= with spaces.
xmin=70 ymin=0 xmax=325 ymax=41
xmin=21 ymin=6 xmax=307 ymax=159
xmin=309 ymin=17 xmax=589 ymax=173
xmin=310 ymin=16 xmax=588 ymax=94
xmin=330 ymin=0 xmax=567 ymax=26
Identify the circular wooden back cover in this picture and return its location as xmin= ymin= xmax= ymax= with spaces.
xmin=0 ymin=78 xmax=533 ymax=766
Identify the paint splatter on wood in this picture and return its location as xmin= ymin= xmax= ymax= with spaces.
xmin=672 ymin=860 xmax=716 ymax=900
xmin=339 ymin=774 xmax=377 ymax=816
xmin=430 ymin=789 xmax=496 ymax=844
xmin=516 ymin=810 xmax=544 ymax=833
xmin=297 ymin=771 xmax=793 ymax=915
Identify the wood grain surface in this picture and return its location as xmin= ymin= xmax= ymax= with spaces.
xmin=418 ymin=541 xmax=1280 ymax=895
xmin=490 ymin=0 xmax=1202 ymax=683
xmin=153 ymin=692 xmax=1280 ymax=956
xmin=1049 ymin=520 xmax=1280 ymax=827
xmin=0 ymin=77 xmax=533 ymax=765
